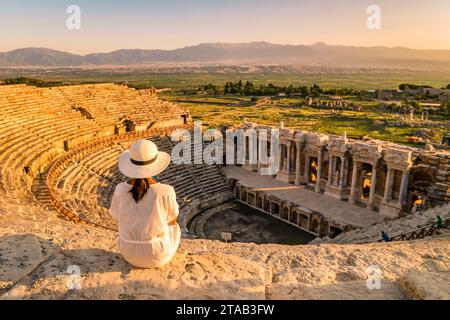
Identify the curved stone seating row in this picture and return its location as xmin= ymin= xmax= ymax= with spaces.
xmin=47 ymin=126 xmax=233 ymax=233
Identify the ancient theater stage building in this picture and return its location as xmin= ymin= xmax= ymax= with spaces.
xmin=227 ymin=122 xmax=450 ymax=238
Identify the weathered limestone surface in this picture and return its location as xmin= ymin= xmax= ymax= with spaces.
xmin=315 ymin=204 xmax=450 ymax=244
xmin=399 ymin=269 xmax=450 ymax=300
xmin=1 ymin=199 xmax=449 ymax=300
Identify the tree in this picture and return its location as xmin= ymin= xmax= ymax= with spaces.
xmin=299 ymin=86 xmax=310 ymax=97
xmin=285 ymin=85 xmax=295 ymax=96
xmin=224 ymin=82 xmax=230 ymax=94
xmin=399 ymin=83 xmax=433 ymax=90
xmin=243 ymin=81 xmax=255 ymax=95
xmin=310 ymin=84 xmax=323 ymax=97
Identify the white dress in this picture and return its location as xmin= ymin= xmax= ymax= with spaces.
xmin=109 ymin=182 xmax=181 ymax=268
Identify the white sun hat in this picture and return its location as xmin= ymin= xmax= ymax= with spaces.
xmin=118 ymin=139 xmax=171 ymax=179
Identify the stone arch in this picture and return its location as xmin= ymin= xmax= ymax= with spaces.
xmin=299 ymin=214 xmax=309 ymax=229
xmin=281 ymin=206 xmax=289 ymax=220
xmin=311 ymin=218 xmax=320 ymax=233
xmin=248 ymin=192 xmax=256 ymax=206
xmin=264 ymin=198 xmax=271 ymax=212
xmin=242 ymin=190 xmax=248 ymax=203
xmin=256 ymin=194 xmax=264 ymax=209
xmin=290 ymin=209 xmax=298 ymax=224
xmin=271 ymin=202 xmax=280 ymax=216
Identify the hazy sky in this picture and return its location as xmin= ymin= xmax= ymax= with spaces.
xmin=0 ymin=0 xmax=449 ymax=54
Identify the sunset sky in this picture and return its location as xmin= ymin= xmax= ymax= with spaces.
xmin=1 ymin=0 xmax=449 ymax=54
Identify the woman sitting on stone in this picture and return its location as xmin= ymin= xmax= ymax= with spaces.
xmin=109 ymin=139 xmax=180 ymax=268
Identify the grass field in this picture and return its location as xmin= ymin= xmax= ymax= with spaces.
xmin=160 ymin=93 xmax=449 ymax=147
xmin=127 ymin=72 xmax=450 ymax=91
xmin=1 ymin=69 xmax=450 ymax=90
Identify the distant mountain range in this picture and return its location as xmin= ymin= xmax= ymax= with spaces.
xmin=1 ymin=42 xmax=450 ymax=70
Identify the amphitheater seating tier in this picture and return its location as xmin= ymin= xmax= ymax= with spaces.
xmin=0 ymin=84 xmax=231 ymax=232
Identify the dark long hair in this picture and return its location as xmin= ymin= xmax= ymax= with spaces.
xmin=129 ymin=178 xmax=151 ymax=203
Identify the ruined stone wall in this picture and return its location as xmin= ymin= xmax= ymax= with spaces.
xmin=410 ymin=152 xmax=450 ymax=208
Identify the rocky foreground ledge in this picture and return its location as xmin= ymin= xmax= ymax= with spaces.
xmin=0 ymin=199 xmax=449 ymax=300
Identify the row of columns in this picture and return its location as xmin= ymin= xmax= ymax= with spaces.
xmin=276 ymin=142 xmax=295 ymax=173
xmin=348 ymin=161 xmax=410 ymax=209
xmin=280 ymin=141 xmax=327 ymax=193
xmin=277 ymin=140 xmax=411 ymax=211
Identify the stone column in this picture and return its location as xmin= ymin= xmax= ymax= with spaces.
xmin=295 ymin=142 xmax=301 ymax=185
xmin=315 ymin=149 xmax=323 ymax=193
xmin=327 ymin=155 xmax=334 ymax=186
xmin=286 ymin=142 xmax=291 ymax=173
xmin=349 ymin=160 xmax=359 ymax=204
xmin=339 ymin=156 xmax=346 ymax=188
xmin=368 ymin=164 xmax=378 ymax=209
xmin=305 ymin=155 xmax=310 ymax=184
xmin=331 ymin=155 xmax=338 ymax=186
xmin=383 ymin=168 xmax=394 ymax=203
xmin=398 ymin=170 xmax=410 ymax=207
xmin=278 ymin=142 xmax=283 ymax=171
